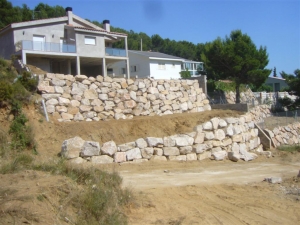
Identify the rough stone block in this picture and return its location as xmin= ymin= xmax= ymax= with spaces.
xmin=114 ymin=152 xmax=127 ymax=163
xmin=150 ymin=155 xmax=167 ymax=161
xmin=101 ymin=141 xmax=117 ymax=156
xmin=168 ymin=155 xmax=186 ymax=161
xmin=141 ymin=147 xmax=154 ymax=159
xmin=212 ymin=151 xmax=227 ymax=161
xmin=126 ymin=148 xmax=142 ymax=161
xmin=146 ymin=137 xmax=163 ymax=147
xmin=197 ymin=151 xmax=212 ymax=161
xmin=80 ymin=141 xmax=100 ymax=157
xmin=163 ymin=147 xmax=180 ymax=156
xmin=186 ymin=153 xmax=197 ymax=161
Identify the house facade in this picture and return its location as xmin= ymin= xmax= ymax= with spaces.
xmin=0 ymin=7 xmax=130 ymax=77
xmin=265 ymin=76 xmax=288 ymax=92
xmin=110 ymin=50 xmax=204 ymax=79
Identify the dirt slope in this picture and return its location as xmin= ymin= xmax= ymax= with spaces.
xmin=23 ymin=106 xmax=243 ymax=161
xmin=1 ymin=106 xmax=300 ymax=225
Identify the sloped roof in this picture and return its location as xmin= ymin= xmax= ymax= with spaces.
xmin=73 ymin=26 xmax=127 ymax=36
xmin=129 ymin=50 xmax=184 ymax=61
xmin=0 ymin=13 xmax=127 ymax=37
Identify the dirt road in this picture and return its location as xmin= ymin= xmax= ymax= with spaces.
xmin=109 ymin=159 xmax=300 ymax=225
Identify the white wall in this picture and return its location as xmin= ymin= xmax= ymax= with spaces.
xmin=128 ymin=53 xmax=150 ymax=78
xmin=110 ymin=52 xmax=182 ymax=79
xmin=110 ymin=52 xmax=150 ymax=78
xmin=149 ymin=59 xmax=181 ymax=79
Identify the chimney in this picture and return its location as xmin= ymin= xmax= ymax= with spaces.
xmin=103 ymin=20 xmax=110 ymax=32
xmin=65 ymin=7 xmax=73 ymax=25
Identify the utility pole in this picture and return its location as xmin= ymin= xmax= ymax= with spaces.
xmin=140 ymin=39 xmax=142 ymax=51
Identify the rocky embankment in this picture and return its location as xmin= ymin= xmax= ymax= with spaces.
xmin=38 ymin=74 xmax=211 ymax=122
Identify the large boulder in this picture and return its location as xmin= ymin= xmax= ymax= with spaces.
xmin=126 ymin=148 xmax=142 ymax=161
xmin=61 ymin=136 xmax=85 ymax=159
xmin=101 ymin=141 xmax=117 ymax=156
xmin=80 ymin=141 xmax=100 ymax=157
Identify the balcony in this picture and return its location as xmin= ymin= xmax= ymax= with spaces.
xmin=105 ymin=47 xmax=126 ymax=57
xmin=16 ymin=40 xmax=76 ymax=53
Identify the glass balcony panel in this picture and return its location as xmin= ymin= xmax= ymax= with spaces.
xmin=105 ymin=47 xmax=126 ymax=57
xmin=19 ymin=40 xmax=76 ymax=53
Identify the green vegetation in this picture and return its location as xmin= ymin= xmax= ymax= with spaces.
xmin=207 ymin=79 xmax=248 ymax=93
xmin=0 ymin=0 xmax=65 ymax=29
xmin=202 ymin=30 xmax=271 ymax=103
xmin=277 ymin=144 xmax=300 ymax=153
xmin=179 ymin=69 xmax=191 ymax=79
xmin=0 ymin=157 xmax=132 ymax=224
xmin=0 ymin=55 xmax=131 ymax=225
xmin=279 ymin=69 xmax=300 ymax=110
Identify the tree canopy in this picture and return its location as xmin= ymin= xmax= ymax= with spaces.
xmin=0 ymin=0 xmax=65 ymax=29
xmin=279 ymin=69 xmax=300 ymax=109
xmin=202 ymin=30 xmax=271 ymax=103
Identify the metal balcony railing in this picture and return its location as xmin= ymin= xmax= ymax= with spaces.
xmin=105 ymin=47 xmax=126 ymax=57
xmin=16 ymin=40 xmax=76 ymax=53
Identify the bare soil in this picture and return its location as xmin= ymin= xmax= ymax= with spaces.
xmin=1 ymin=105 xmax=300 ymax=225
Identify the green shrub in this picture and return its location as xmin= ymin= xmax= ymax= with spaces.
xmin=0 ymin=129 xmax=9 ymax=158
xmin=33 ymin=160 xmax=131 ymax=224
xmin=11 ymin=81 xmax=31 ymax=103
xmin=19 ymin=71 xmax=38 ymax=93
xmin=0 ymin=80 xmax=13 ymax=105
xmin=278 ymin=144 xmax=300 ymax=153
xmin=179 ymin=69 xmax=191 ymax=79
xmin=0 ymin=58 xmax=8 ymax=69
xmin=9 ymin=103 xmax=35 ymax=151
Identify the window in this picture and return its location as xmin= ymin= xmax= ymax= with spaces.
xmin=130 ymin=65 xmax=138 ymax=72
xmin=107 ymin=68 xmax=113 ymax=75
xmin=84 ymin=36 xmax=96 ymax=45
xmin=33 ymin=35 xmax=45 ymax=51
xmin=121 ymin=68 xmax=126 ymax=74
xmin=158 ymin=63 xmax=165 ymax=70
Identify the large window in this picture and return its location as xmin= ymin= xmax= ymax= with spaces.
xmin=158 ymin=63 xmax=166 ymax=70
xmin=84 ymin=36 xmax=96 ymax=45
xmin=33 ymin=35 xmax=45 ymax=51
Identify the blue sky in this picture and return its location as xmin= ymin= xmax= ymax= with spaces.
xmin=10 ymin=0 xmax=300 ymax=76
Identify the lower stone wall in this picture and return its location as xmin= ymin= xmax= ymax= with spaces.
xmin=60 ymin=105 xmax=288 ymax=165
xmin=61 ymin=107 xmax=272 ymax=164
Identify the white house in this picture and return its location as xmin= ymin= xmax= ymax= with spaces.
xmin=110 ymin=50 xmax=203 ymax=79
xmin=0 ymin=7 xmax=129 ymax=77
xmin=265 ymin=76 xmax=289 ymax=92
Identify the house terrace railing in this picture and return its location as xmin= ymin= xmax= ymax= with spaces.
xmin=105 ymin=47 xmax=126 ymax=57
xmin=16 ymin=40 xmax=76 ymax=53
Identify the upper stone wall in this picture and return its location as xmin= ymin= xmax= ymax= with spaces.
xmin=38 ymin=74 xmax=211 ymax=122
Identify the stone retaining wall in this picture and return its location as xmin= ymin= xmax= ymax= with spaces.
xmin=264 ymin=122 xmax=300 ymax=147
xmin=37 ymin=73 xmax=211 ymax=122
xmin=61 ymin=105 xmax=275 ymax=164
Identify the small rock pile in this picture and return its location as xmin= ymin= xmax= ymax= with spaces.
xmin=61 ymin=114 xmax=266 ymax=164
xmin=38 ymin=74 xmax=211 ymax=122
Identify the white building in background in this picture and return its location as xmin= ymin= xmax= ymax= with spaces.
xmin=110 ymin=50 xmax=203 ymax=79
xmin=265 ymin=76 xmax=289 ymax=92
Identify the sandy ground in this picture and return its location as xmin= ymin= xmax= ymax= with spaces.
xmin=1 ymin=105 xmax=300 ymax=225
